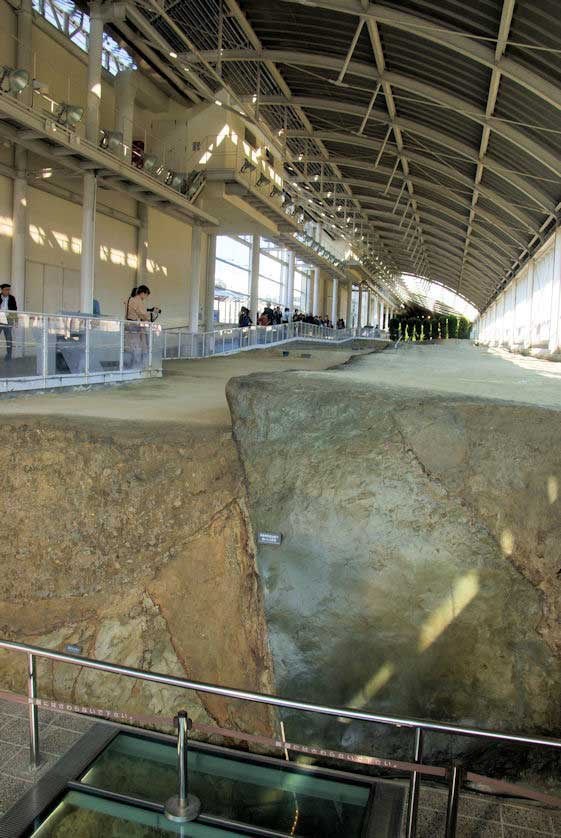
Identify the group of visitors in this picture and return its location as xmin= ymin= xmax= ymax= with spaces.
xmin=238 ymin=304 xmax=345 ymax=330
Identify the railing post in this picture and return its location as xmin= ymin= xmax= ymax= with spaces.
xmin=28 ymin=653 xmax=39 ymax=767
xmin=445 ymin=761 xmax=464 ymax=837
xmin=148 ymin=324 xmax=153 ymax=370
xmin=406 ymin=727 xmax=424 ymax=838
xmin=165 ymin=711 xmax=201 ymax=823
xmin=84 ymin=317 xmax=90 ymax=381
xmin=41 ymin=316 xmax=48 ymax=383
xmin=119 ymin=321 xmax=125 ymax=373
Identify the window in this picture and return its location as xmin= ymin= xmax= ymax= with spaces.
xmin=192 ymin=141 xmax=201 ymax=152
xmin=265 ymin=147 xmax=275 ymax=166
xmin=214 ymin=235 xmax=251 ymax=324
xmin=244 ymin=127 xmax=257 ymax=149
xmin=32 ymin=0 xmax=135 ymax=76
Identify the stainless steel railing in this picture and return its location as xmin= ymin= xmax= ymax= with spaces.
xmin=162 ymin=321 xmax=389 ymax=360
xmin=0 ymin=310 xmax=162 ymax=392
xmin=1 ymin=638 xmax=561 ymax=837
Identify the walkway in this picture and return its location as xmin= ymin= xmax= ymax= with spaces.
xmin=332 ymin=342 xmax=561 ymax=411
xmin=0 ymin=345 xmax=361 ymax=429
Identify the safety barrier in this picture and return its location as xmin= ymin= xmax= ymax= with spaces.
xmin=163 ymin=321 xmax=389 ymax=360
xmin=0 ymin=311 xmax=162 ymax=392
xmin=1 ymin=638 xmax=560 ymax=837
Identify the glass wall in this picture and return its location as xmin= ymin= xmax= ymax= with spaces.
xmin=215 ymin=236 xmax=251 ymax=324
xmin=476 ymin=230 xmax=560 ymax=351
xmin=212 ymin=236 xmax=316 ymax=324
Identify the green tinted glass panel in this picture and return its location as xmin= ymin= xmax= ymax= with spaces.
xmin=80 ymin=734 xmax=370 ymax=836
xmin=30 ymin=790 xmax=250 ymax=837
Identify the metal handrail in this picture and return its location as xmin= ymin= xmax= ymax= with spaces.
xmin=2 ymin=638 xmax=561 ymax=838
xmin=3 ymin=637 xmax=561 ymax=748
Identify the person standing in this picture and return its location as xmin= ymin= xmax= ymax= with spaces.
xmin=0 ymin=283 xmax=17 ymax=361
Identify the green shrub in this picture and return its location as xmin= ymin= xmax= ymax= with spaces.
xmin=448 ymin=314 xmax=458 ymax=338
xmin=458 ymin=317 xmax=471 ymax=339
xmin=389 ymin=317 xmax=400 ymax=341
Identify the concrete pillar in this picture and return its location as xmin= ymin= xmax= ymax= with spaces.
xmin=80 ymin=4 xmax=103 ymax=314
xmin=331 ymin=277 xmax=338 ymax=325
xmin=86 ymin=2 xmax=104 ymax=145
xmin=549 ymin=229 xmax=561 ymax=353
xmin=80 ymin=173 xmax=96 ymax=313
xmin=346 ymin=282 xmax=353 ymax=327
xmin=357 ymin=287 xmax=363 ymax=329
xmin=115 ymin=70 xmax=137 ymax=163
xmin=11 ymin=155 xmax=27 ymax=308
xmin=250 ymin=235 xmax=260 ymax=321
xmin=136 ymin=202 xmax=148 ymax=288
xmin=286 ymin=250 xmax=295 ymax=309
xmin=312 ymin=268 xmax=320 ymax=316
xmin=204 ymin=233 xmax=216 ymax=330
xmin=365 ymin=291 xmax=371 ymax=325
xmin=11 ymin=0 xmax=33 ymax=307
xmin=188 ymin=225 xmax=202 ymax=333
xmin=16 ymin=0 xmax=33 ymax=108
xmin=380 ymin=301 xmax=385 ymax=330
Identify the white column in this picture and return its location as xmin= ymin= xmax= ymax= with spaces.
xmin=80 ymin=173 xmax=96 ymax=313
xmin=11 ymin=156 xmax=27 ymax=308
xmin=81 ymin=3 xmax=103 ymax=314
xmin=346 ymin=282 xmax=353 ymax=327
xmin=549 ymin=230 xmax=561 ymax=353
xmin=357 ymin=287 xmax=363 ymax=329
xmin=115 ymin=70 xmax=137 ymax=163
xmin=250 ymin=235 xmax=260 ymax=321
xmin=331 ymin=277 xmax=338 ymax=325
xmin=11 ymin=0 xmax=33 ymax=307
xmin=204 ymin=233 xmax=216 ymax=330
xmin=365 ymin=291 xmax=371 ymax=325
xmin=86 ymin=2 xmax=104 ymax=145
xmin=286 ymin=250 xmax=295 ymax=309
xmin=312 ymin=268 xmax=320 ymax=316
xmin=380 ymin=301 xmax=385 ymax=330
xmin=136 ymin=202 xmax=148 ymax=288
xmin=188 ymin=225 xmax=202 ymax=333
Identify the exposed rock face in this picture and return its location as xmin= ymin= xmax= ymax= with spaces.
xmin=0 ymin=419 xmax=275 ymax=735
xmin=227 ymin=368 xmax=561 ymax=768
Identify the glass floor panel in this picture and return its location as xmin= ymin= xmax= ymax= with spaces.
xmin=79 ymin=733 xmax=371 ymax=837
xmin=29 ymin=790 xmax=253 ymax=837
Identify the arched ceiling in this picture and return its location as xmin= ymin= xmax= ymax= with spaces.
xmin=122 ymin=0 xmax=561 ymax=311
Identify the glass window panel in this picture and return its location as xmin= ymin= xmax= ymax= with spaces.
xmin=216 ymin=236 xmax=251 ymax=271
xmin=259 ymin=277 xmax=283 ymax=306
xmin=259 ymin=253 xmax=283 ymax=283
xmin=215 ymin=261 xmax=249 ymax=296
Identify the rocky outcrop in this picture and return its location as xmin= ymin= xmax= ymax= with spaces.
xmin=0 ymin=419 xmax=275 ymax=735
xmin=227 ymin=367 xmax=561 ymax=770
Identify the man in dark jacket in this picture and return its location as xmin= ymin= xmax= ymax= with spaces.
xmin=0 ymin=283 xmax=17 ymax=361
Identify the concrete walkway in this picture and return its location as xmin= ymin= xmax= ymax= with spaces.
xmin=0 ymin=346 xmax=356 ymax=429
xmin=2 ymin=343 xmax=561 ymax=430
xmin=329 ymin=342 xmax=561 ymax=411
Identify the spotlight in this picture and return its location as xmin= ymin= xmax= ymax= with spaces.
xmin=0 ymin=65 xmax=29 ymax=94
xmin=240 ymin=158 xmax=256 ymax=174
xmin=99 ymin=129 xmax=123 ymax=153
xmin=270 ymin=185 xmax=281 ymax=198
xmin=170 ymin=172 xmax=188 ymax=192
xmin=256 ymin=173 xmax=270 ymax=187
xmin=143 ymin=155 xmax=164 ymax=177
xmin=55 ymin=102 xmax=84 ymax=128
